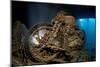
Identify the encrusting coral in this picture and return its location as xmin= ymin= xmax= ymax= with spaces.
xmin=12 ymin=11 xmax=88 ymax=66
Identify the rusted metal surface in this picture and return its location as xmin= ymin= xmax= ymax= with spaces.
xmin=12 ymin=11 xmax=88 ymax=66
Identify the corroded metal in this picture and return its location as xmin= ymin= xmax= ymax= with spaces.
xmin=12 ymin=11 xmax=88 ymax=66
